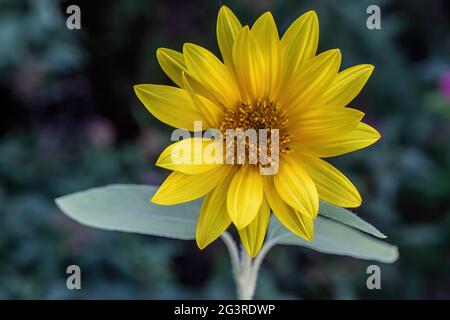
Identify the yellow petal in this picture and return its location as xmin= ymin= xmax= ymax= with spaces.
xmin=151 ymin=166 xmax=231 ymax=205
xmin=316 ymin=64 xmax=374 ymax=107
xmin=232 ymin=26 xmax=267 ymax=101
xmin=134 ymin=84 xmax=216 ymax=130
xmin=289 ymin=106 xmax=364 ymax=140
xmin=282 ymin=49 xmax=341 ymax=112
xmin=181 ymin=72 xmax=223 ymax=128
xmin=251 ymin=12 xmax=280 ymax=98
xmin=183 ymin=43 xmax=240 ymax=108
xmin=216 ymin=5 xmax=242 ymax=70
xmin=299 ymin=155 xmax=362 ymax=207
xmin=156 ymin=48 xmax=187 ymax=87
xmin=227 ymin=165 xmax=264 ymax=229
xmin=238 ymin=196 xmax=271 ymax=257
xmin=263 ymin=177 xmax=314 ymax=240
xmin=156 ymin=138 xmax=221 ymax=174
xmin=156 ymin=48 xmax=222 ymax=105
xmin=280 ymin=11 xmax=319 ymax=84
xmin=273 ymin=155 xmax=318 ymax=218
xmin=292 ymin=122 xmax=381 ymax=158
xmin=182 ymin=71 xmax=221 ymax=105
xmin=196 ymin=168 xmax=236 ymax=249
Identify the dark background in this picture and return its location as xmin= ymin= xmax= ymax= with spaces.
xmin=0 ymin=0 xmax=449 ymax=299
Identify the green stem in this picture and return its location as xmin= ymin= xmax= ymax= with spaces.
xmin=221 ymin=233 xmax=279 ymax=300
xmin=236 ymin=247 xmax=257 ymax=300
xmin=252 ymin=238 xmax=278 ymax=278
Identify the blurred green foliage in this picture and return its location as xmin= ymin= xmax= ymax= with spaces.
xmin=0 ymin=0 xmax=449 ymax=299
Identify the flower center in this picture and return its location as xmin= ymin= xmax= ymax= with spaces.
xmin=219 ymin=100 xmax=291 ymax=166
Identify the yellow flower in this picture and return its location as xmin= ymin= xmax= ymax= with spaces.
xmin=134 ymin=6 xmax=380 ymax=257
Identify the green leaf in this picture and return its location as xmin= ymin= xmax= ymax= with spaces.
xmin=319 ymin=200 xmax=387 ymax=238
xmin=55 ymin=184 xmax=201 ymax=240
xmin=268 ymin=216 xmax=398 ymax=263
xmin=56 ymin=184 xmax=398 ymax=263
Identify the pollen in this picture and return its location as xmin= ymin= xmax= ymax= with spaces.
xmin=219 ymin=100 xmax=292 ymax=165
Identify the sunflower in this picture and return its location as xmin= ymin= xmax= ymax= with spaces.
xmin=134 ymin=6 xmax=380 ymax=257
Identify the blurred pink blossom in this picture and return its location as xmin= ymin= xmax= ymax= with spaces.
xmin=439 ymin=71 xmax=450 ymax=101
xmin=86 ymin=117 xmax=116 ymax=147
